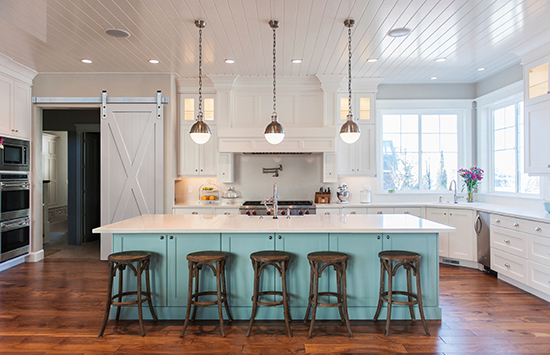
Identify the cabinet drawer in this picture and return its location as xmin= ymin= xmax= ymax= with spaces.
xmin=529 ymin=234 xmax=550 ymax=267
xmin=394 ymin=207 xmax=422 ymax=217
xmin=491 ymin=227 xmax=527 ymax=258
xmin=520 ymin=219 xmax=550 ymax=238
xmin=318 ymin=208 xmax=341 ymax=216
xmin=528 ymin=261 xmax=550 ymax=296
xmin=368 ymin=208 xmax=394 ymax=215
xmin=491 ymin=214 xmax=507 ymax=227
xmin=342 ymin=207 xmax=367 ymax=215
xmin=215 ymin=208 xmax=238 ymax=215
xmin=491 ymin=248 xmax=527 ymax=284
xmin=172 ymin=207 xmax=214 ymax=215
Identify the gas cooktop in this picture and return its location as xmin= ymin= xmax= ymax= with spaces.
xmin=239 ymin=200 xmax=316 ymax=216
xmin=242 ymin=200 xmax=314 ymax=206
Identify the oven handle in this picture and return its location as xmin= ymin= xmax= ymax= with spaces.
xmin=0 ymin=181 xmax=30 ymax=190
xmin=1 ymin=217 xmax=30 ymax=232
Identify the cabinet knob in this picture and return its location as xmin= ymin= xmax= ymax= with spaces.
xmin=504 ymin=263 xmax=511 ymax=268
xmin=160 ymin=236 xmax=165 ymax=240
xmin=377 ymin=211 xmax=383 ymax=214
xmin=351 ymin=211 xmax=357 ymax=214
xmin=535 ymin=227 xmax=542 ymax=232
xmin=386 ymin=235 xmax=390 ymax=239
xmin=513 ymin=222 xmax=519 ymax=227
xmin=404 ymin=211 xmax=410 ymax=214
xmin=329 ymin=172 xmax=332 ymax=175
xmin=495 ymin=219 xmax=501 ymax=223
xmin=200 ymin=169 xmax=203 ymax=172
xmin=278 ymin=235 xmax=282 ymax=239
xmin=224 ymin=212 xmax=230 ymax=215
xmin=444 ymin=213 xmax=447 ymax=215
xmin=377 ymin=235 xmax=381 ymax=240
xmin=222 ymin=172 xmax=226 ymax=175
xmin=504 ymin=239 xmax=510 ymax=244
xmin=195 ymin=169 xmax=198 ymax=172
xmin=325 ymin=212 xmax=330 ymax=215
xmin=269 ymin=236 xmax=273 ymax=240
xmin=192 ymin=211 xmax=198 ymax=215
xmin=170 ymin=236 xmax=174 ymax=239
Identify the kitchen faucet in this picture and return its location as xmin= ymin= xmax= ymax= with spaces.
xmin=263 ymin=183 xmax=279 ymax=219
xmin=449 ymin=179 xmax=459 ymax=204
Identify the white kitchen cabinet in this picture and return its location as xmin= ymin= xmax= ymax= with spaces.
xmin=367 ymin=207 xmax=394 ymax=215
xmin=218 ymin=153 xmax=234 ymax=183
xmin=337 ymin=125 xmax=376 ymax=176
xmin=338 ymin=93 xmax=376 ymax=124
xmin=426 ymin=208 xmax=475 ymax=261
xmin=524 ymin=100 xmax=550 ymax=175
xmin=178 ymin=125 xmax=218 ymax=177
xmin=394 ymin=207 xmax=423 ymax=217
xmin=426 ymin=209 xmax=450 ymax=257
xmin=172 ymin=207 xmax=214 ymax=215
xmin=317 ymin=207 xmax=341 ymax=215
xmin=524 ymin=56 xmax=550 ymax=106
xmin=342 ymin=207 xmax=367 ymax=215
xmin=214 ymin=207 xmax=239 ymax=215
xmin=0 ymin=74 xmax=31 ymax=140
xmin=322 ymin=152 xmax=338 ymax=183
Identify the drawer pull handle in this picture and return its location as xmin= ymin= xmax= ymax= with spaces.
xmin=224 ymin=212 xmax=230 ymax=215
xmin=495 ymin=219 xmax=501 ymax=223
xmin=351 ymin=211 xmax=357 ymax=214
xmin=535 ymin=227 xmax=542 ymax=232
xmin=504 ymin=239 xmax=510 ymax=244
xmin=325 ymin=212 xmax=331 ymax=215
xmin=192 ymin=211 xmax=198 ymax=215
xmin=513 ymin=222 xmax=519 ymax=227
xmin=404 ymin=211 xmax=410 ymax=214
xmin=505 ymin=263 xmax=511 ymax=268
xmin=377 ymin=211 xmax=383 ymax=214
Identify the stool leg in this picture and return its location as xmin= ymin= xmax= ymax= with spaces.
xmin=144 ymin=261 xmax=158 ymax=322
xmin=414 ymin=261 xmax=430 ymax=336
xmin=281 ymin=260 xmax=292 ymax=338
xmin=373 ymin=259 xmax=385 ymax=321
xmin=246 ymin=259 xmax=260 ymax=337
xmin=385 ymin=260 xmax=393 ymax=337
xmin=99 ymin=260 xmax=114 ymax=337
xmin=303 ymin=260 xmax=314 ymax=323
xmin=336 ymin=265 xmax=345 ymax=323
xmin=284 ymin=260 xmax=292 ymax=321
xmin=221 ymin=259 xmax=233 ymax=322
xmin=180 ymin=261 xmax=195 ymax=338
xmin=341 ymin=261 xmax=353 ymax=338
xmin=308 ymin=261 xmax=319 ymax=339
xmin=215 ymin=260 xmax=226 ymax=337
xmin=115 ymin=264 xmax=124 ymax=320
xmin=191 ymin=264 xmax=201 ymax=321
xmin=406 ymin=265 xmax=415 ymax=320
xmin=136 ymin=261 xmax=145 ymax=337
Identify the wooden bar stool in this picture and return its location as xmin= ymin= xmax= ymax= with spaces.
xmin=99 ymin=251 xmax=158 ymax=337
xmin=304 ymin=251 xmax=353 ymax=339
xmin=180 ymin=251 xmax=233 ymax=338
xmin=247 ymin=250 xmax=292 ymax=337
xmin=373 ymin=250 xmax=430 ymax=337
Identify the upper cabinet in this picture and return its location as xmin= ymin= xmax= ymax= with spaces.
xmin=525 ymin=57 xmax=550 ymax=106
xmin=0 ymin=73 xmax=32 ymax=140
xmin=338 ymin=93 xmax=376 ymax=125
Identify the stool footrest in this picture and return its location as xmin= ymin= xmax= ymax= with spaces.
xmin=190 ymin=291 xmax=228 ymax=307
xmin=308 ymin=292 xmax=343 ymax=308
xmin=110 ymin=291 xmax=152 ymax=307
xmin=380 ymin=291 xmax=419 ymax=306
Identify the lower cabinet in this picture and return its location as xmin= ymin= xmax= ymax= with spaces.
xmin=425 ymin=208 xmax=475 ymax=262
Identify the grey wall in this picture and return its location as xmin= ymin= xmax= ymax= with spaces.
xmin=474 ymin=64 xmax=523 ymax=97
xmin=377 ymin=83 xmax=476 ymax=100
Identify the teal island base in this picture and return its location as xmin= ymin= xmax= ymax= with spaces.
xmin=111 ymin=232 xmax=441 ymax=320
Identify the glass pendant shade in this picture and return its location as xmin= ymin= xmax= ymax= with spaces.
xmin=339 ymin=115 xmax=361 ymax=144
xmin=189 ymin=119 xmax=211 ymax=144
xmin=264 ymin=115 xmax=285 ymax=145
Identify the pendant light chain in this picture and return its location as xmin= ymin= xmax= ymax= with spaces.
xmin=348 ymin=24 xmax=352 ymax=118
xmin=198 ymin=25 xmax=203 ymax=120
xmin=272 ymin=24 xmax=277 ymax=116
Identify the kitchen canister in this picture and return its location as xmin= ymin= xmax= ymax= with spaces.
xmin=360 ymin=188 xmax=371 ymax=204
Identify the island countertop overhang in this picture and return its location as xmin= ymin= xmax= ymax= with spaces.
xmin=93 ymin=214 xmax=455 ymax=234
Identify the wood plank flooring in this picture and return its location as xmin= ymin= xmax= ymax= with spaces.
xmin=1 ymin=259 xmax=550 ymax=354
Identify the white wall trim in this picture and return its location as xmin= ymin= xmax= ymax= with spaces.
xmin=0 ymin=53 xmax=37 ymax=84
xmin=475 ymin=81 xmax=523 ymax=108
xmin=377 ymin=99 xmax=472 ymax=110
xmin=25 ymin=250 xmax=44 ymax=263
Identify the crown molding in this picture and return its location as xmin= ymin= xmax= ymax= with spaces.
xmin=0 ymin=53 xmax=37 ymax=84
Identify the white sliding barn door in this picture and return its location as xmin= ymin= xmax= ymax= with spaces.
xmin=100 ymin=103 xmax=163 ymax=259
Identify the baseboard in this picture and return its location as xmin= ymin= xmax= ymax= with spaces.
xmin=498 ymin=274 xmax=550 ymax=303
xmin=26 ymin=249 xmax=44 ymax=262
xmin=0 ymin=255 xmax=27 ymax=272
xmin=439 ymin=257 xmax=481 ymax=269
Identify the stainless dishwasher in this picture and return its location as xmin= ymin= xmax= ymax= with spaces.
xmin=475 ymin=211 xmax=491 ymax=270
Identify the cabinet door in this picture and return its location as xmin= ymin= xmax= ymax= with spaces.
xmin=355 ymin=125 xmax=376 ymax=175
xmin=200 ymin=127 xmax=218 ymax=176
xmin=525 ymin=57 xmax=549 ymax=106
xmin=448 ymin=209 xmax=475 ymax=261
xmin=0 ymin=75 xmax=13 ymax=136
xmin=167 ymin=233 xmax=221 ymax=307
xmin=425 ymin=208 xmax=449 ymax=257
xmin=276 ymin=233 xmax=329 ymax=308
xmin=222 ymin=233 xmax=275 ymax=312
xmin=337 ymin=136 xmax=356 ymax=176
xmin=113 ymin=234 xmax=167 ymax=307
xmin=218 ymin=153 xmax=234 ymax=183
xmin=178 ymin=126 xmax=200 ymax=176
xmin=13 ymin=81 xmax=31 ymax=140
xmin=525 ymin=101 xmax=550 ymax=174
xmin=330 ymin=233 xmax=382 ymax=308
xmin=322 ymin=152 xmax=338 ymax=183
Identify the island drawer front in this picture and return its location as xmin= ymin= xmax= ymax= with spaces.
xmin=528 ymin=261 xmax=550 ymax=295
xmin=491 ymin=248 xmax=527 ymax=284
xmin=491 ymin=226 xmax=528 ymax=258
xmin=529 ymin=234 xmax=550 ymax=267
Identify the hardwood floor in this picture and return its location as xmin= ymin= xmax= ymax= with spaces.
xmin=1 ymin=259 xmax=550 ymax=354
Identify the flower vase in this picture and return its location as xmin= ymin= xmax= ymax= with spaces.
xmin=467 ymin=191 xmax=474 ymax=203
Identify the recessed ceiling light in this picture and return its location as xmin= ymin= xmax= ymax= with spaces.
xmin=105 ymin=28 xmax=131 ymax=39
xmin=291 ymin=59 xmax=302 ymax=64
xmin=81 ymin=59 xmax=92 ymax=64
xmin=431 ymin=76 xmax=437 ymax=80
xmin=435 ymin=57 xmax=446 ymax=62
xmin=478 ymin=67 xmax=486 ymax=71
xmin=148 ymin=59 xmax=159 ymax=64
xmin=367 ymin=58 xmax=378 ymax=63
xmin=387 ymin=27 xmax=411 ymax=37
xmin=224 ymin=59 xmax=235 ymax=64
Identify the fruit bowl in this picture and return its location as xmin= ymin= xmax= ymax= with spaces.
xmin=199 ymin=180 xmax=220 ymax=204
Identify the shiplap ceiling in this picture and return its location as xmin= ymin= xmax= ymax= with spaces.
xmin=0 ymin=0 xmax=549 ymax=83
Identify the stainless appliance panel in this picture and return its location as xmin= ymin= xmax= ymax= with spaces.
xmin=0 ymin=216 xmax=30 ymax=262
xmin=476 ymin=211 xmax=491 ymax=268
xmin=0 ymin=137 xmax=30 ymax=171
xmin=0 ymin=175 xmax=30 ymax=222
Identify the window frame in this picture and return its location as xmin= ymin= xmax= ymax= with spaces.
xmin=378 ymin=107 xmax=469 ymax=194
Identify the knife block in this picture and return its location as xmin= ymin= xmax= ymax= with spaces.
xmin=315 ymin=193 xmax=331 ymax=204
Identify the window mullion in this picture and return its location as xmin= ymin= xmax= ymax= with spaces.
xmin=418 ymin=114 xmax=422 ymax=191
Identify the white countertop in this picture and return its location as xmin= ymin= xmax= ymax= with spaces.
xmin=93 ymin=214 xmax=455 ymax=234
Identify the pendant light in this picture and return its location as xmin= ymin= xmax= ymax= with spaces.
xmin=264 ymin=20 xmax=285 ymax=145
xmin=189 ymin=20 xmax=211 ymax=145
xmin=340 ymin=19 xmax=361 ymax=144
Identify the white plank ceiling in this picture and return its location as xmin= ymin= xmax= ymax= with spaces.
xmin=0 ymin=0 xmax=549 ymax=83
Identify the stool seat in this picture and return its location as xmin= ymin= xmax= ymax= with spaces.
xmin=108 ymin=250 xmax=151 ymax=262
xmin=378 ymin=250 xmax=421 ymax=262
xmin=187 ymin=251 xmax=228 ymax=263
xmin=250 ymin=250 xmax=291 ymax=262
xmin=307 ymin=251 xmax=349 ymax=263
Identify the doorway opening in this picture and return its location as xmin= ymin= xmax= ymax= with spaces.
xmin=42 ymin=109 xmax=100 ymax=259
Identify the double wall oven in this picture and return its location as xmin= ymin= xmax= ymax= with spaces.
xmin=0 ymin=138 xmax=31 ymax=262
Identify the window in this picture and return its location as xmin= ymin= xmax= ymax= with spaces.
xmin=382 ymin=113 xmax=458 ymax=191
xmin=492 ymin=102 xmax=539 ymax=194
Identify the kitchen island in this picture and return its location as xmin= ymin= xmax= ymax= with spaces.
xmin=93 ymin=214 xmax=454 ymax=321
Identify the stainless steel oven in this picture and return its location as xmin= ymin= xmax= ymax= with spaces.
xmin=0 ymin=137 xmax=30 ymax=171
xmin=0 ymin=174 xmax=30 ymax=222
xmin=0 ymin=216 xmax=30 ymax=262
